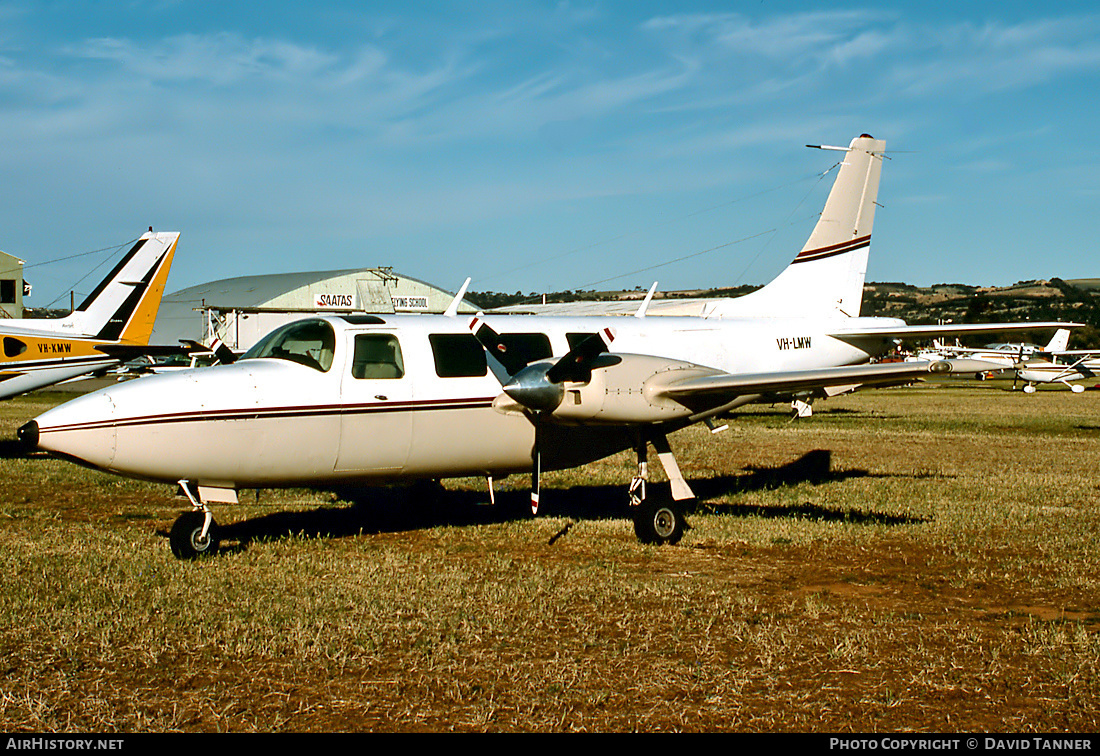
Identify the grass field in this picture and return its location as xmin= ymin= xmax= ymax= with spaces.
xmin=1 ymin=379 xmax=1098 ymax=732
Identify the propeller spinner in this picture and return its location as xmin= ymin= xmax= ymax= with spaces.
xmin=469 ymin=317 xmax=616 ymax=414
xmin=468 ymin=318 xmax=616 ymax=513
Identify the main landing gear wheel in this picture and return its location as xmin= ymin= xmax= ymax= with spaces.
xmin=169 ymin=510 xmax=219 ymax=559
xmin=633 ymin=497 xmax=686 ymax=546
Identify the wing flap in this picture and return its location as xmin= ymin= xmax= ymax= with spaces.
xmin=655 ymin=359 xmax=1004 ymax=401
xmin=829 ymin=322 xmax=1082 ymax=341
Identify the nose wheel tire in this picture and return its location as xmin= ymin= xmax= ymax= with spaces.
xmin=633 ymin=497 xmax=686 ymax=545
xmin=170 ymin=511 xmax=219 ymax=559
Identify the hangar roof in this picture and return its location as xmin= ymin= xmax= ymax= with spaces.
xmin=150 ymin=267 xmax=475 ymax=347
xmin=162 ymin=268 xmax=440 ymax=309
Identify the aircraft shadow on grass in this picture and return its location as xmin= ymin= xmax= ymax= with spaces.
xmin=0 ymin=439 xmax=38 ymax=459
xmin=165 ymin=449 xmax=930 ymax=554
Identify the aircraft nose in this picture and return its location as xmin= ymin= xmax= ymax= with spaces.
xmin=31 ymin=390 xmax=118 ymax=469
xmin=16 ymin=420 xmax=39 ymax=450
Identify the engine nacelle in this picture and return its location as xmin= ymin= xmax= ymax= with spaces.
xmin=494 ymin=353 xmax=724 ymax=424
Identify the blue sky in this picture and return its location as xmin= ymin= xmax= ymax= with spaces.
xmin=2 ymin=1 xmax=1098 ymax=308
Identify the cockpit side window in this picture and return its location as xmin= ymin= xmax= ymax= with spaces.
xmin=241 ymin=319 xmax=336 ymax=372
xmin=3 ymin=337 xmax=27 ymax=358
xmin=351 ymin=334 xmax=405 ymax=379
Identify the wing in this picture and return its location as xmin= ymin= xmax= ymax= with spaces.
xmin=653 ymin=358 xmax=1005 ymax=417
xmin=829 ymin=322 xmax=1081 ymax=342
xmin=468 ymin=315 xmax=1008 ymax=425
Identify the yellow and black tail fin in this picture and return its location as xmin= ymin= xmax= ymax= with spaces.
xmin=41 ymin=230 xmax=180 ymax=343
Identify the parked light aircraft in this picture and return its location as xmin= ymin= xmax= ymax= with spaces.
xmin=18 ymin=136 xmax=1077 ymax=558
xmin=918 ymin=329 xmax=1099 ymax=392
xmin=1015 ymin=353 xmax=1099 ymax=393
xmin=916 ymin=329 xmax=1070 ymax=367
xmin=1 ymin=231 xmax=180 ymax=400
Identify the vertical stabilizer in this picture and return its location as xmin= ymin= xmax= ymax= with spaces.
xmin=21 ymin=231 xmax=179 ymax=343
xmin=709 ymin=134 xmax=885 ymax=319
xmin=1045 ymin=328 xmax=1071 ymax=353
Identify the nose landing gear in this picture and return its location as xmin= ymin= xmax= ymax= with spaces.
xmin=169 ymin=480 xmax=219 ymax=559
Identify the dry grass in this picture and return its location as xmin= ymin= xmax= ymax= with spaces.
xmin=1 ymin=378 xmax=1099 ymax=732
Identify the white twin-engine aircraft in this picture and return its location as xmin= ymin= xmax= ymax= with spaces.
xmin=19 ymin=135 xmax=1076 ymax=558
xmin=1 ymin=230 xmax=180 ymax=400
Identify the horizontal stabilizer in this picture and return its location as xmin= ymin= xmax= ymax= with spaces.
xmin=180 ymin=338 xmax=238 ymax=365
xmin=829 ymin=322 xmax=1082 ymax=341
xmin=95 ymin=344 xmax=192 ymax=360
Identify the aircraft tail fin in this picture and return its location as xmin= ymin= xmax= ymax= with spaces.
xmin=707 ymin=134 xmax=885 ymax=319
xmin=1045 ymin=328 xmax=1071 ymax=353
xmin=29 ymin=231 xmax=179 ymax=344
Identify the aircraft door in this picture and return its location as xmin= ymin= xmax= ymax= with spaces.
xmin=335 ymin=332 xmax=413 ymax=473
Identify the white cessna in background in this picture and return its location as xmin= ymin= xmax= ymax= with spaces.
xmin=917 ymin=329 xmax=1072 ymax=367
xmin=1014 ymin=350 xmax=1099 ymax=393
xmin=919 ymin=329 xmax=1099 ymax=392
xmin=19 ymin=135 xmax=1077 ymax=558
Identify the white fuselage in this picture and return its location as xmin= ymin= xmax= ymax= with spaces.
xmin=29 ymin=312 xmax=896 ymax=490
xmin=1016 ymin=357 xmax=1100 ymax=387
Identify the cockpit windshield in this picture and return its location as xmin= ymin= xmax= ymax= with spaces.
xmin=241 ymin=319 xmax=336 ymax=372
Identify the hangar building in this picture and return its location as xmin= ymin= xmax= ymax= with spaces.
xmin=0 ymin=250 xmax=26 ymax=320
xmin=150 ymin=266 xmax=477 ymax=351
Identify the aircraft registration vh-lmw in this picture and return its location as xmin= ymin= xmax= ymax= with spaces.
xmin=1 ymin=230 xmax=180 ymax=400
xmin=18 ymin=135 xmax=1078 ymax=558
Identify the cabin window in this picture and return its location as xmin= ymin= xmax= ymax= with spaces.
xmin=496 ymin=332 xmax=552 ymax=365
xmin=3 ymin=337 xmax=26 ymax=358
xmin=340 ymin=315 xmax=386 ymax=325
xmin=241 ymin=319 xmax=335 ymax=372
xmin=566 ymin=333 xmax=598 ymax=350
xmin=0 ymin=280 xmax=15 ymax=304
xmin=351 ymin=334 xmax=405 ymax=379
xmin=428 ymin=333 xmax=487 ymax=378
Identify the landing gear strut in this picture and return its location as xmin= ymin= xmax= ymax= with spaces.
xmin=169 ymin=480 xmax=219 ymax=559
xmin=629 ymin=434 xmax=692 ymax=545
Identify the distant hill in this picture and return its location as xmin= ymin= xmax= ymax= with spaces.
xmin=470 ymin=278 xmax=1100 ymax=349
xmin=861 ymin=278 xmax=1099 ymax=348
xmin=1067 ymin=279 xmax=1100 ymax=291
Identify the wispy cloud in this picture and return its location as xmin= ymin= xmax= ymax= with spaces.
xmin=888 ymin=16 xmax=1100 ymax=96
xmin=642 ymin=10 xmax=1100 ymax=100
xmin=73 ymin=33 xmax=341 ymax=84
xmin=1 ymin=5 xmax=1098 ymax=296
xmin=642 ymin=10 xmax=899 ymax=67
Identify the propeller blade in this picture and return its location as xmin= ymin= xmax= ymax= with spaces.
xmin=503 ymin=331 xmax=618 ymax=414
xmin=468 ymin=316 xmax=530 ymax=382
xmin=470 ymin=319 xmax=617 ymax=414
xmin=531 ymin=429 xmax=541 ymax=515
xmin=546 ymin=327 xmax=615 ymax=384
